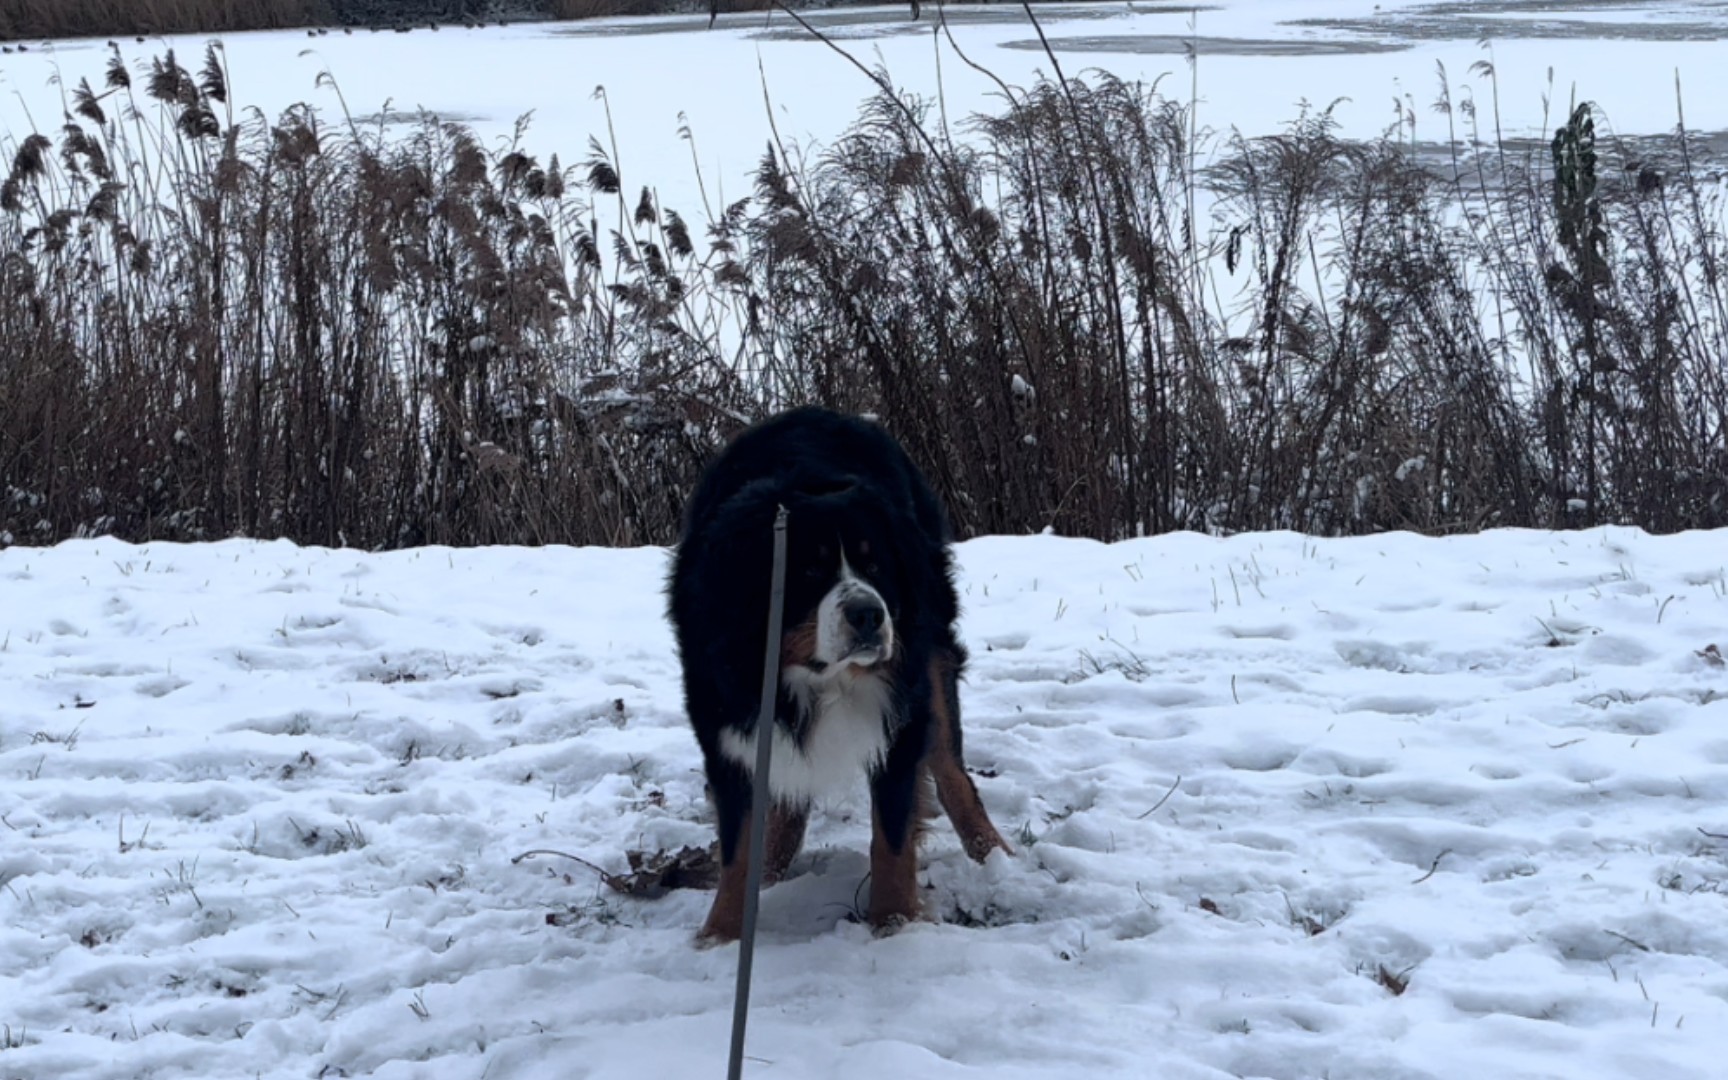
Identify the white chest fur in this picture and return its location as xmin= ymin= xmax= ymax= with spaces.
xmin=719 ymin=666 xmax=895 ymax=804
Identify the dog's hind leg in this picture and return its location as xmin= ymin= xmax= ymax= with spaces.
xmin=927 ymin=651 xmax=1011 ymax=863
xmin=763 ymin=801 xmax=808 ymax=885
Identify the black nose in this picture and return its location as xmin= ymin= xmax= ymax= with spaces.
xmin=843 ymin=599 xmax=885 ymax=639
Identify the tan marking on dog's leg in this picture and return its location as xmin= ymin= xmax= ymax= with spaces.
xmin=763 ymin=802 xmax=808 ymax=885
xmin=928 ymin=654 xmax=1012 ymax=863
xmin=868 ymin=784 xmax=927 ymax=933
xmin=698 ymin=815 xmax=751 ymax=945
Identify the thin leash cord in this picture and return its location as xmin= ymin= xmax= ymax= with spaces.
xmin=728 ymin=504 xmax=789 ymax=1080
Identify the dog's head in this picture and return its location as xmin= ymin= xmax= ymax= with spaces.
xmin=779 ymin=479 xmax=904 ymax=676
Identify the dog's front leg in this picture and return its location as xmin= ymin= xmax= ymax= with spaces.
xmin=698 ymin=755 xmax=751 ymax=944
xmin=867 ymin=736 xmax=928 ymax=932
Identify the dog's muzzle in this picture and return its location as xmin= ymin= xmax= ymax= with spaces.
xmin=816 ymin=564 xmax=894 ymax=668
xmin=840 ymin=596 xmax=888 ymax=663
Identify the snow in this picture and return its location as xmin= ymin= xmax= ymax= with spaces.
xmin=5 ymin=526 xmax=1728 ymax=1078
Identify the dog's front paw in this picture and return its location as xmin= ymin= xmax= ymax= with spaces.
xmin=698 ymin=897 xmax=743 ymax=946
xmin=869 ymin=912 xmax=913 ymax=938
xmin=962 ymin=825 xmax=1013 ymax=863
xmin=695 ymin=926 xmax=738 ymax=949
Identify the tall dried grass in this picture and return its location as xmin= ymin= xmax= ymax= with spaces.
xmin=729 ymin=66 xmax=1728 ymax=538
xmin=3 ymin=42 xmax=1726 ymax=549
xmin=1 ymin=0 xmax=335 ymax=41
xmin=0 ymin=0 xmax=768 ymax=42
xmin=1 ymin=44 xmax=745 ymax=547
xmin=537 ymin=0 xmax=769 ymax=19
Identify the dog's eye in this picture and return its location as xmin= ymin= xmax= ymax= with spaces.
xmin=865 ymin=562 xmax=881 ymax=577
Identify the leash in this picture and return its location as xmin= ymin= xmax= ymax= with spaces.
xmin=728 ymin=504 xmax=789 ymax=1080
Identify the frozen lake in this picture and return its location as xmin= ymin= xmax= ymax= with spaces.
xmin=3 ymin=0 xmax=1726 ymax=218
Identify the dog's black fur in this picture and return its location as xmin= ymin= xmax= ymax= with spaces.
xmin=667 ymin=406 xmax=1006 ymax=940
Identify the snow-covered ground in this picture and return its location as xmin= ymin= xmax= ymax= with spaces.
xmin=4 ymin=526 xmax=1727 ymax=1078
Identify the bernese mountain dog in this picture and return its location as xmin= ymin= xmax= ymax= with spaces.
xmin=668 ymin=406 xmax=1010 ymax=942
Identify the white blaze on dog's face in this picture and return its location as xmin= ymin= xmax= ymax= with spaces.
xmin=814 ymin=552 xmax=894 ymax=668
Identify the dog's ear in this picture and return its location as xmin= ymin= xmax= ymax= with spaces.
xmin=789 ymin=473 xmax=861 ymax=507
xmin=699 ymin=477 xmax=783 ymax=570
xmin=675 ymin=477 xmax=788 ymax=665
xmin=813 ymin=475 xmax=860 ymax=497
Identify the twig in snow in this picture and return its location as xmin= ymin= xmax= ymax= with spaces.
xmin=1375 ymin=964 xmax=1411 ymax=996
xmin=1411 ymin=848 xmax=1452 ymax=884
xmin=511 ymin=848 xmax=625 ymax=889
xmin=1136 ymin=775 xmax=1182 ymax=820
xmin=1606 ymin=929 xmax=1652 ymax=952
